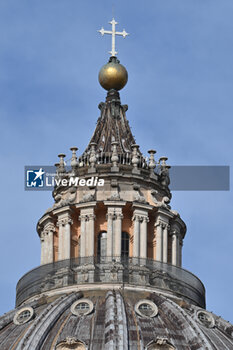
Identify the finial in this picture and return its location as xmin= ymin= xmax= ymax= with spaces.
xmin=98 ymin=18 xmax=129 ymax=57
xmin=111 ymin=141 xmax=119 ymax=167
xmin=89 ymin=142 xmax=97 ymax=169
xmin=98 ymin=17 xmax=128 ymax=91
xmin=131 ymin=144 xmax=139 ymax=169
xmin=159 ymin=157 xmax=168 ymax=166
xmin=70 ymin=147 xmax=78 ymax=169
xmin=148 ymin=149 xmax=156 ymax=173
xmin=57 ymin=154 xmax=66 ymax=173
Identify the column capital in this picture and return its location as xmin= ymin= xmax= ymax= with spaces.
xmin=154 ymin=220 xmax=163 ymax=228
xmin=133 ymin=214 xmax=147 ymax=222
xmin=161 ymin=222 xmax=170 ymax=230
xmin=64 ymin=217 xmax=73 ymax=226
xmin=79 ymin=214 xmax=88 ymax=222
xmin=106 ymin=213 xmax=116 ymax=220
xmin=87 ymin=213 xmax=96 ymax=220
xmin=142 ymin=216 xmax=149 ymax=223
xmin=37 ymin=214 xmax=55 ymax=234
xmin=79 ymin=213 xmax=96 ymax=222
xmin=40 ymin=232 xmax=45 ymax=240
xmin=171 ymin=228 xmax=180 ymax=237
xmin=44 ymin=222 xmax=56 ymax=234
xmin=132 ymin=214 xmax=141 ymax=222
xmin=57 ymin=217 xmax=73 ymax=226
xmin=115 ymin=213 xmax=123 ymax=220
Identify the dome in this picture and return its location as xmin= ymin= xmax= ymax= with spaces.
xmin=98 ymin=56 xmax=128 ymax=91
xmin=1 ymin=16 xmax=232 ymax=350
xmin=0 ymin=289 xmax=232 ymax=349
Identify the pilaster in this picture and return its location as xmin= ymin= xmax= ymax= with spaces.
xmin=132 ymin=203 xmax=152 ymax=261
xmin=154 ymin=209 xmax=173 ymax=263
xmin=38 ymin=215 xmax=55 ymax=265
xmin=76 ymin=203 xmax=96 ymax=259
xmin=154 ymin=220 xmax=163 ymax=262
xmin=171 ymin=229 xmax=179 ymax=266
xmin=43 ymin=221 xmax=56 ymax=263
xmin=104 ymin=201 xmax=126 ymax=261
xmin=54 ymin=207 xmax=73 ymax=261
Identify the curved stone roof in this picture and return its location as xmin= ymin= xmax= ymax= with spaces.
xmin=0 ymin=289 xmax=232 ymax=349
xmin=83 ymin=89 xmax=137 ymax=155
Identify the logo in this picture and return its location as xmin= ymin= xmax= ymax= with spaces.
xmin=26 ymin=168 xmax=45 ymax=188
xmin=25 ymin=166 xmax=105 ymax=191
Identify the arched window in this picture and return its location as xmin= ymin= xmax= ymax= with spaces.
xmin=121 ymin=232 xmax=129 ymax=259
xmin=97 ymin=231 xmax=107 ymax=261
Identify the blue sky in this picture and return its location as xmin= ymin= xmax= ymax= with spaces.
xmin=0 ymin=0 xmax=233 ymax=323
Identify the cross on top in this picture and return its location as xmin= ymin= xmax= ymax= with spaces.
xmin=98 ymin=18 xmax=129 ymax=57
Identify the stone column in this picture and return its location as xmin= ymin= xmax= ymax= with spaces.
xmin=87 ymin=213 xmax=95 ymax=257
xmin=104 ymin=201 xmax=126 ymax=262
xmin=140 ymin=216 xmax=149 ymax=259
xmin=40 ymin=232 xmax=45 ymax=265
xmin=133 ymin=214 xmax=140 ymax=257
xmin=47 ymin=229 xmax=54 ymax=263
xmin=155 ymin=221 xmax=163 ymax=262
xmin=107 ymin=211 xmax=114 ymax=258
xmin=63 ymin=217 xmax=73 ymax=260
xmin=179 ymin=238 xmax=183 ymax=267
xmin=172 ymin=230 xmax=179 ymax=266
xmin=79 ymin=214 xmax=86 ymax=258
xmin=44 ymin=222 xmax=55 ymax=263
xmin=57 ymin=219 xmax=64 ymax=261
xmin=162 ymin=224 xmax=169 ymax=263
xmin=76 ymin=204 xmax=96 ymax=263
xmin=57 ymin=212 xmax=73 ymax=261
xmin=114 ymin=212 xmax=123 ymax=259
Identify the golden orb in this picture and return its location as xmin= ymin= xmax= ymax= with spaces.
xmin=98 ymin=57 xmax=128 ymax=91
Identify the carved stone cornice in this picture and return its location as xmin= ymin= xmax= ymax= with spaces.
xmin=132 ymin=202 xmax=153 ymax=211
xmin=53 ymin=206 xmax=74 ymax=217
xmin=104 ymin=200 xmax=126 ymax=207
xmin=155 ymin=207 xmax=174 ymax=220
xmin=75 ymin=201 xmax=97 ymax=209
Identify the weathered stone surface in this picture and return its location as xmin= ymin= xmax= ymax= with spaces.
xmin=0 ymin=290 xmax=232 ymax=349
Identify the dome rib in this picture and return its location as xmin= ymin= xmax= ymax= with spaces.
xmin=14 ymin=293 xmax=81 ymax=350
